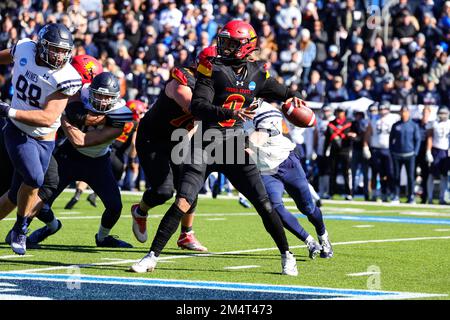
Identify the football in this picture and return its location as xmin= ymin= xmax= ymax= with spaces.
xmin=281 ymin=100 xmax=316 ymax=128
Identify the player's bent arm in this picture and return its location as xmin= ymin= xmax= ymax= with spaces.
xmin=13 ymin=91 xmax=68 ymax=127
xmin=62 ymin=117 xmax=123 ymax=148
xmin=190 ymin=74 xmax=234 ymax=121
xmin=0 ymin=48 xmax=13 ymax=65
xmin=258 ymin=77 xmax=302 ymax=101
xmin=165 ymin=79 xmax=192 ymax=113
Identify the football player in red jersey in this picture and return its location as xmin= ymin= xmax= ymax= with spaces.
xmin=129 ymin=47 xmax=217 ymax=251
xmin=131 ymin=21 xmax=308 ymax=276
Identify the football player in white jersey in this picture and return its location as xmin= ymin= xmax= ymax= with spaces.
xmin=0 ymin=23 xmax=82 ymax=255
xmin=426 ymin=106 xmax=450 ymax=204
xmin=363 ymin=101 xmax=399 ymax=202
xmin=245 ymin=100 xmax=333 ymax=259
xmin=313 ymin=104 xmax=334 ymax=198
xmin=27 ymin=72 xmax=134 ymax=248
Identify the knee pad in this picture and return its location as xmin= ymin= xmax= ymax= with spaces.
xmin=38 ymin=171 xmax=59 ymax=203
xmin=254 ymin=197 xmax=273 ymax=215
xmin=143 ymin=188 xmax=174 ymax=207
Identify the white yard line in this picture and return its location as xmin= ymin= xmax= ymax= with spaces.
xmin=3 ymin=236 xmax=450 ymax=274
xmin=61 ymin=188 xmax=450 ymax=210
xmin=353 ymin=225 xmax=375 ymax=228
xmin=347 ymin=271 xmax=381 ymax=277
xmin=224 ymin=265 xmax=260 ymax=270
xmin=0 ymin=255 xmax=33 ymax=259
xmin=434 ymin=229 xmax=450 ymax=232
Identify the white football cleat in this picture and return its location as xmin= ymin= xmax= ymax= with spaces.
xmin=281 ymin=251 xmax=298 ymax=276
xmin=131 ymin=204 xmax=148 ymax=243
xmin=130 ymin=251 xmax=158 ymax=273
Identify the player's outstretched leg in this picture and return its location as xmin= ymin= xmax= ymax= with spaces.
xmin=28 ymin=204 xmax=62 ymax=245
xmin=261 ymin=173 xmax=321 ymax=259
xmin=282 ymin=153 xmax=333 ymax=258
xmin=130 ymin=198 xmax=190 ymax=273
xmin=226 ymin=164 xmax=297 ymax=276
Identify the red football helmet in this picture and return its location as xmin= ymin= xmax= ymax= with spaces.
xmin=217 ymin=20 xmax=257 ymax=60
xmin=126 ymin=99 xmax=148 ymax=121
xmin=71 ymin=54 xmax=104 ymax=85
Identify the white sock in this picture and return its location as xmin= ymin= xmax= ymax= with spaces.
xmin=97 ymin=225 xmax=111 ymax=241
xmin=440 ymin=175 xmax=448 ymax=202
xmin=308 ymin=183 xmax=320 ymax=201
xmin=319 ymin=230 xmax=328 ymax=240
xmin=46 ymin=218 xmax=59 ymax=232
xmin=427 ymin=175 xmax=434 ymax=202
xmin=304 ymin=235 xmax=314 ymax=244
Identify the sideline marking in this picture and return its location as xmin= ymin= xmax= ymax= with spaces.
xmin=4 ymin=236 xmax=450 ymax=274
xmin=0 ymin=272 xmax=445 ymax=300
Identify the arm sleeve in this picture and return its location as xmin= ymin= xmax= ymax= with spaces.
xmin=64 ymin=101 xmax=88 ymax=128
xmin=190 ymin=73 xmax=234 ymax=122
xmin=258 ymin=77 xmax=302 ymax=101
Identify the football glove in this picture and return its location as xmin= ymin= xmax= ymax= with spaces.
xmin=0 ymin=100 xmax=11 ymax=118
xmin=425 ymin=150 xmax=434 ymax=164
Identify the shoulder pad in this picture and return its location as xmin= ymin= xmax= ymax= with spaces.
xmin=54 ymin=64 xmax=83 ymax=96
xmin=171 ymin=67 xmax=189 ymax=86
xmin=11 ymin=38 xmax=33 ymax=60
xmin=197 ymin=59 xmax=213 ymax=77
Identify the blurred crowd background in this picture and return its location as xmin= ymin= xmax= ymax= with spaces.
xmin=0 ymin=0 xmax=449 ymax=204
xmin=0 ymin=0 xmax=449 ymax=106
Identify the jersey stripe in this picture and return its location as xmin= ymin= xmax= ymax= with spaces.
xmin=57 ymin=79 xmax=83 ymax=88
xmin=254 ymin=113 xmax=283 ymax=128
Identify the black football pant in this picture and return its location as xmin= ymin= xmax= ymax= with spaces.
xmin=136 ymin=136 xmax=197 ymax=213
xmin=149 ymin=146 xmax=290 ymax=256
xmin=329 ymin=150 xmax=352 ymax=196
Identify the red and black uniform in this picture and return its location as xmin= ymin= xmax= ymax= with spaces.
xmin=136 ymin=67 xmax=197 ymax=208
xmin=147 ymin=59 xmax=300 ymax=257
xmin=324 ymin=117 xmax=353 ymax=196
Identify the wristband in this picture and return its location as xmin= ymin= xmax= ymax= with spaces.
xmin=8 ymin=108 xmax=17 ymax=119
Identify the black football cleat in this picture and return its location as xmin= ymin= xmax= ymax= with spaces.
xmin=64 ymin=196 xmax=80 ymax=210
xmin=95 ymin=234 xmax=133 ymax=248
xmin=87 ymin=193 xmax=97 ymax=207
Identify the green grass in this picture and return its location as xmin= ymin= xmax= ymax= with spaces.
xmin=0 ymin=192 xmax=449 ymax=299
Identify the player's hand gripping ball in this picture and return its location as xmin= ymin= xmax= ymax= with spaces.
xmin=281 ymin=97 xmax=316 ymax=128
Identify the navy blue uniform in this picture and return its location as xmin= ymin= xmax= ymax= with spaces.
xmin=389 ymin=119 xmax=421 ymax=201
xmin=38 ymin=97 xmax=133 ymax=230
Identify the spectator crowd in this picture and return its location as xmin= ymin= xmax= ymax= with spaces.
xmin=0 ymin=0 xmax=448 ymax=204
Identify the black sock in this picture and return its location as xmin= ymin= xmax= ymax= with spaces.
xmin=181 ymin=225 xmax=192 ymax=233
xmin=37 ymin=208 xmax=56 ymax=224
xmin=74 ymin=188 xmax=83 ymax=200
xmin=150 ymin=203 xmax=184 ymax=256
xmin=13 ymin=215 xmax=29 ymax=234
